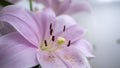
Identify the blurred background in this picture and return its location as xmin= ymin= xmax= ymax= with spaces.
xmin=76 ymin=0 xmax=120 ymax=68
xmin=0 ymin=0 xmax=120 ymax=68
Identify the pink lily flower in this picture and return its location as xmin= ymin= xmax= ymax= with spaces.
xmin=34 ymin=0 xmax=91 ymax=15
xmin=0 ymin=5 xmax=94 ymax=68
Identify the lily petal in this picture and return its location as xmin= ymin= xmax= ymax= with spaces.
xmin=0 ymin=5 xmax=40 ymax=46
xmin=33 ymin=8 xmax=56 ymax=40
xmin=53 ymin=15 xmax=85 ymax=43
xmin=74 ymin=39 xmax=95 ymax=57
xmin=67 ymin=39 xmax=94 ymax=57
xmin=55 ymin=0 xmax=71 ymax=15
xmin=61 ymin=25 xmax=85 ymax=44
xmin=37 ymin=51 xmax=67 ymax=68
xmin=0 ymin=32 xmax=38 ymax=68
xmin=54 ymin=15 xmax=76 ymax=35
xmin=64 ymin=1 xmax=91 ymax=14
xmin=35 ymin=0 xmax=90 ymax=15
xmin=56 ymin=47 xmax=91 ymax=68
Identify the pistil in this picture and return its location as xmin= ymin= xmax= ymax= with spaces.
xmin=57 ymin=37 xmax=66 ymax=45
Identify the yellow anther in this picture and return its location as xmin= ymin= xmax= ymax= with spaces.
xmin=57 ymin=37 xmax=66 ymax=45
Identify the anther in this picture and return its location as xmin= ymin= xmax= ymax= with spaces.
xmin=50 ymin=23 xmax=52 ymax=30
xmin=67 ymin=40 xmax=71 ymax=47
xmin=63 ymin=25 xmax=66 ymax=32
xmin=52 ymin=36 xmax=55 ymax=41
xmin=44 ymin=40 xmax=47 ymax=46
xmin=50 ymin=29 xmax=53 ymax=35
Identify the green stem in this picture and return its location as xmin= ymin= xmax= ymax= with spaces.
xmin=29 ymin=0 xmax=33 ymax=11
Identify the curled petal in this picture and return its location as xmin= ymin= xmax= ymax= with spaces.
xmin=0 ymin=32 xmax=38 ymax=68
xmin=0 ymin=5 xmax=40 ymax=46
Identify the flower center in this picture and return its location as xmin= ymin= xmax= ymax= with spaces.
xmin=40 ymin=24 xmax=71 ymax=52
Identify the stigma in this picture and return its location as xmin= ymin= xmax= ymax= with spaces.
xmin=57 ymin=37 xmax=66 ymax=45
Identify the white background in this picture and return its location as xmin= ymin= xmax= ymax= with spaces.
xmin=76 ymin=0 xmax=120 ymax=68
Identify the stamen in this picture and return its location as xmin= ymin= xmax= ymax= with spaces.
xmin=44 ymin=40 xmax=47 ymax=46
xmin=50 ymin=23 xmax=52 ymax=30
xmin=50 ymin=29 xmax=53 ymax=35
xmin=63 ymin=25 xmax=66 ymax=32
xmin=52 ymin=36 xmax=55 ymax=41
xmin=67 ymin=40 xmax=71 ymax=47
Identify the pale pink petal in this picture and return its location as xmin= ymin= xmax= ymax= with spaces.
xmin=34 ymin=0 xmax=60 ymax=8
xmin=56 ymin=47 xmax=91 ymax=68
xmin=64 ymin=1 xmax=91 ymax=15
xmin=34 ymin=0 xmax=71 ymax=15
xmin=35 ymin=0 xmax=61 ymax=15
xmin=61 ymin=25 xmax=85 ymax=43
xmin=73 ymin=39 xmax=95 ymax=57
xmin=53 ymin=15 xmax=76 ymax=35
xmin=63 ymin=39 xmax=94 ymax=57
xmin=50 ymin=0 xmax=60 ymax=9
xmin=0 ymin=32 xmax=38 ymax=68
xmin=45 ymin=0 xmax=71 ymax=15
xmin=53 ymin=15 xmax=85 ymax=44
xmin=33 ymin=8 xmax=56 ymax=40
xmin=55 ymin=0 xmax=71 ymax=15
xmin=53 ymin=15 xmax=85 ymax=43
xmin=0 ymin=5 xmax=40 ymax=46
xmin=35 ymin=0 xmax=91 ymax=15
xmin=36 ymin=51 xmax=68 ymax=68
